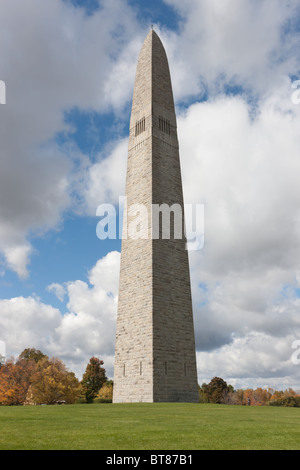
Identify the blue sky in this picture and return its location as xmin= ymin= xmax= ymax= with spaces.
xmin=1 ymin=0 xmax=300 ymax=388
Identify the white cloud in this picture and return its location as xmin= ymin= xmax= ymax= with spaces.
xmin=0 ymin=251 xmax=120 ymax=378
xmin=0 ymin=296 xmax=62 ymax=355
xmin=176 ymin=80 xmax=300 ymax=387
xmin=196 ymin=331 xmax=300 ymax=390
xmin=83 ymin=138 xmax=128 ymax=214
xmin=3 ymin=244 xmax=34 ymax=280
xmin=179 ymin=87 xmax=300 ymax=281
xmin=47 ymin=283 xmax=67 ymax=302
xmin=0 ymin=340 xmax=6 ymax=357
xmin=162 ymin=0 xmax=300 ymax=100
xmin=0 ymin=0 xmax=141 ymax=278
xmin=49 ymin=250 xmax=120 ymax=377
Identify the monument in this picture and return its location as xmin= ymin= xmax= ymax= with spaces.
xmin=113 ymin=29 xmax=198 ymax=402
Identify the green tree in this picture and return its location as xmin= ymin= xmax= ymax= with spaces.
xmin=19 ymin=348 xmax=48 ymax=363
xmin=81 ymin=357 xmax=107 ymax=403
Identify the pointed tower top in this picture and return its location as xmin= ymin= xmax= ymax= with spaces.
xmin=130 ymin=29 xmax=175 ymax=127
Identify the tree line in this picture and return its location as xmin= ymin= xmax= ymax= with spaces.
xmin=0 ymin=348 xmax=113 ymax=406
xmin=199 ymin=377 xmax=300 ymax=407
xmin=1 ymin=350 xmax=299 ymax=407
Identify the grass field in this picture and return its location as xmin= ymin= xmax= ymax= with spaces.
xmin=0 ymin=403 xmax=300 ymax=450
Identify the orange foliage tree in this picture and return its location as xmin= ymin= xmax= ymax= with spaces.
xmin=0 ymin=349 xmax=81 ymax=406
xmin=30 ymin=357 xmax=80 ymax=405
xmin=0 ymin=359 xmax=35 ymax=405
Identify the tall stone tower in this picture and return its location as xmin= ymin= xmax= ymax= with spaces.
xmin=113 ymin=29 xmax=198 ymax=403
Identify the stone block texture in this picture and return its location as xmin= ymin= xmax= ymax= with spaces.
xmin=113 ymin=30 xmax=198 ymax=403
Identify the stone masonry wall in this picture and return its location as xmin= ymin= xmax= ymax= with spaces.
xmin=113 ymin=30 xmax=198 ymax=403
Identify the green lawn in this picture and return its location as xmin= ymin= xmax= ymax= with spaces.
xmin=0 ymin=403 xmax=299 ymax=450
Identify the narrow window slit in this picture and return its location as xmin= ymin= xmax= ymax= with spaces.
xmin=159 ymin=116 xmax=171 ymax=135
xmin=135 ymin=117 xmax=146 ymax=136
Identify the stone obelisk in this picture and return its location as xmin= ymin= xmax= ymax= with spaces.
xmin=113 ymin=29 xmax=198 ymax=402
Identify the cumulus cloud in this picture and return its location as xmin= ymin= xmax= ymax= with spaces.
xmin=0 ymin=340 xmax=6 ymax=357
xmin=180 ymin=89 xmax=300 ymax=276
xmin=82 ymin=138 xmax=128 ymax=215
xmin=3 ymin=244 xmax=34 ymax=280
xmin=47 ymin=283 xmax=67 ymax=302
xmin=50 ymin=250 xmax=120 ymax=377
xmin=0 ymin=296 xmax=62 ymax=355
xmin=0 ymin=251 xmax=120 ymax=378
xmin=163 ymin=0 xmax=300 ymax=100
xmin=0 ymin=0 xmax=141 ymax=278
xmin=196 ymin=331 xmax=300 ymax=390
xmin=176 ymin=79 xmax=300 ymax=387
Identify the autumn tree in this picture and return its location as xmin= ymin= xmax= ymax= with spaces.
xmin=30 ymin=357 xmax=80 ymax=405
xmin=199 ymin=382 xmax=300 ymax=407
xmin=81 ymin=357 xmax=107 ymax=403
xmin=0 ymin=349 xmax=51 ymax=405
xmin=19 ymin=348 xmax=48 ymax=363
xmin=96 ymin=380 xmax=113 ymax=402
xmin=0 ymin=359 xmax=35 ymax=405
xmin=252 ymin=387 xmax=272 ymax=406
xmin=202 ymin=377 xmax=230 ymax=404
xmin=198 ymin=384 xmax=207 ymax=403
